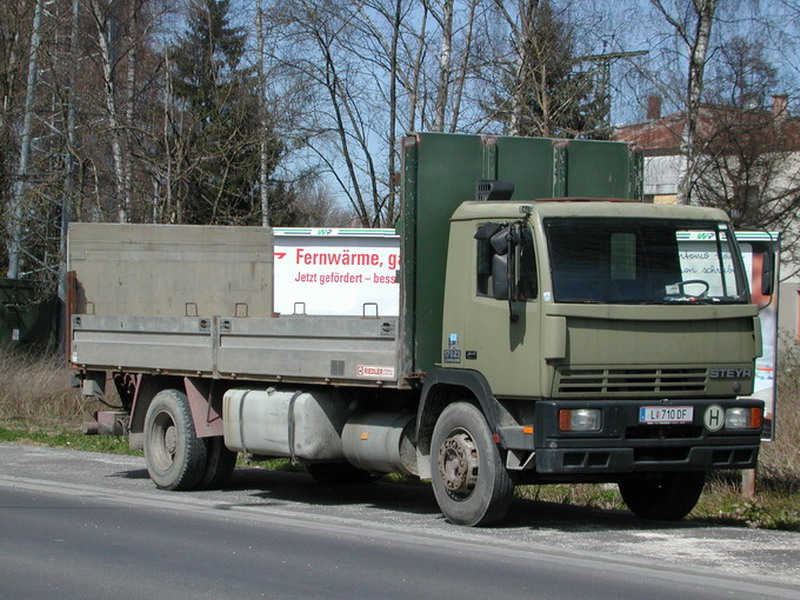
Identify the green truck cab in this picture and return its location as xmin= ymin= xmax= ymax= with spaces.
xmin=404 ymin=133 xmax=762 ymax=525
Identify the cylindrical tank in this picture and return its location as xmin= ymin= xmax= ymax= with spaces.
xmin=341 ymin=412 xmax=416 ymax=475
xmin=223 ymin=387 xmax=348 ymax=460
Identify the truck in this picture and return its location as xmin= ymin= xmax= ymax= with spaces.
xmin=71 ymin=132 xmax=765 ymax=526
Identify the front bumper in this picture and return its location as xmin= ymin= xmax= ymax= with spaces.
xmin=498 ymin=399 xmax=763 ymax=474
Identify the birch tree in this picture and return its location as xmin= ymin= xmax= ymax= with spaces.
xmin=88 ymin=0 xmax=131 ymax=222
xmin=649 ymin=0 xmax=717 ymax=204
xmin=6 ymin=0 xmax=44 ymax=279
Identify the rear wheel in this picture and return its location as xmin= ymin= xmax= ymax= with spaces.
xmin=143 ymin=389 xmax=207 ymax=490
xmin=619 ymin=471 xmax=706 ymax=520
xmin=430 ymin=402 xmax=514 ymax=526
xmin=199 ymin=436 xmax=237 ymax=489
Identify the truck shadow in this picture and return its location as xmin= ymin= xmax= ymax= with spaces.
xmin=226 ymin=467 xmax=441 ymax=517
xmin=221 ymin=467 xmax=716 ymax=531
xmin=112 ymin=466 xmax=716 ymax=532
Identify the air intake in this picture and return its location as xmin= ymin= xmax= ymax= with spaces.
xmin=555 ymin=367 xmax=708 ymax=397
xmin=476 ymin=180 xmax=514 ymax=202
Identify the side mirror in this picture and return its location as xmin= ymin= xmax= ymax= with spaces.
xmin=761 ymin=249 xmax=775 ymax=296
xmin=492 ymin=254 xmax=510 ymax=300
xmin=489 ymin=227 xmax=518 ymax=301
xmin=490 ymin=228 xmax=510 ymax=255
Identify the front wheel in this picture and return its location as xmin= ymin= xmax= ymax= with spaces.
xmin=143 ymin=389 xmax=207 ymax=490
xmin=430 ymin=402 xmax=514 ymax=526
xmin=619 ymin=471 xmax=706 ymax=520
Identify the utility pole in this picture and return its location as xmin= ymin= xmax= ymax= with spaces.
xmin=580 ymin=50 xmax=648 ymax=130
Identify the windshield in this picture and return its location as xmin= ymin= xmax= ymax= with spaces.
xmin=544 ymin=217 xmax=749 ymax=304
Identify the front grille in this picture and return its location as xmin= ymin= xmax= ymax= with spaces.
xmin=556 ymin=367 xmax=707 ymax=397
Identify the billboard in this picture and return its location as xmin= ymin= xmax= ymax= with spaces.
xmin=273 ymin=228 xmax=400 ymax=317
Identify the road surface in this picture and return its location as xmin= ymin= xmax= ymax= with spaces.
xmin=1 ymin=443 xmax=798 ymax=599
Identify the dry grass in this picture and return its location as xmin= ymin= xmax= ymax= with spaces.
xmin=759 ymin=345 xmax=800 ymax=491
xmin=0 ymin=349 xmax=88 ymax=428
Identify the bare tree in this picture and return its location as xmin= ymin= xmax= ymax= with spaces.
xmin=58 ymin=0 xmax=82 ymax=315
xmin=6 ymin=0 xmax=44 ymax=279
xmin=292 ymin=179 xmax=357 ymax=226
xmin=427 ymin=0 xmax=454 ymax=132
xmin=692 ymin=39 xmax=800 ymax=277
xmin=266 ymin=0 xmax=385 ymax=226
xmin=649 ymin=0 xmax=717 ymax=204
xmin=256 ymin=0 xmax=271 ymax=227
xmin=0 ymin=4 xmax=33 ymax=255
xmin=88 ymin=0 xmax=131 ymax=222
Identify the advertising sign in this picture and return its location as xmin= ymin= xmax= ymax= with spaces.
xmin=273 ymin=228 xmax=400 ymax=317
xmin=677 ymin=230 xmax=780 ymax=440
xmin=737 ymin=232 xmax=780 ymax=441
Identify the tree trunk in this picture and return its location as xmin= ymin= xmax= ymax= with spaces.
xmin=449 ymin=0 xmax=477 ymax=133
xmin=406 ymin=4 xmax=428 ymax=133
xmin=386 ymin=0 xmax=402 ymax=224
xmin=432 ymin=0 xmax=454 ymax=132
xmin=651 ymin=0 xmax=717 ymax=204
xmin=90 ymin=0 xmax=129 ymax=223
xmin=257 ymin=0 xmax=270 ymax=227
xmin=7 ymin=0 xmax=44 ymax=279
xmin=57 ymin=0 xmax=81 ymax=350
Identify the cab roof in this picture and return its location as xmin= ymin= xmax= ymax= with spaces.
xmin=450 ymin=199 xmax=731 ymax=223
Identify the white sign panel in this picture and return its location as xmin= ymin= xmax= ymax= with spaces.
xmin=676 ymin=231 xmax=736 ymax=296
xmin=273 ymin=228 xmax=400 ymax=316
xmin=678 ymin=231 xmax=779 ymax=439
xmin=737 ymin=233 xmax=780 ymax=440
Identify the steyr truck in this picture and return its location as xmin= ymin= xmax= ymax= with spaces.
xmin=71 ymin=132 xmax=765 ymax=526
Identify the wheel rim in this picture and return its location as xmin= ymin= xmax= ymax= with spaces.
xmin=151 ymin=410 xmax=177 ymax=471
xmin=437 ymin=428 xmax=479 ymax=500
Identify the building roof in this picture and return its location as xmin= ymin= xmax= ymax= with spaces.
xmin=613 ymin=96 xmax=800 ymax=156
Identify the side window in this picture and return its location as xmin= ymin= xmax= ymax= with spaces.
xmin=476 ymin=230 xmax=496 ymax=297
xmin=475 ymin=222 xmax=537 ymax=300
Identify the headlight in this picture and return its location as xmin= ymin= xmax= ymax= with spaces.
xmin=725 ymin=407 xmax=762 ymax=430
xmin=559 ymin=408 xmax=601 ymax=432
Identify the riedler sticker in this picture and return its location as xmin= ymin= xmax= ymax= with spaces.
xmin=356 ymin=364 xmax=396 ymax=379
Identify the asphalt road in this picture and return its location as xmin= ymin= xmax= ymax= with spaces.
xmin=1 ymin=443 xmax=799 ymax=599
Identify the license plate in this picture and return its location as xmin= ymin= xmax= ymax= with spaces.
xmin=639 ymin=406 xmax=694 ymax=424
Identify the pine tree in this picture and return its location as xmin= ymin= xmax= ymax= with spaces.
xmin=169 ymin=0 xmax=285 ymax=225
xmin=489 ymin=0 xmax=605 ymax=138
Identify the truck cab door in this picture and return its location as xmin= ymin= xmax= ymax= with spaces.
xmin=441 ymin=220 xmax=542 ymax=398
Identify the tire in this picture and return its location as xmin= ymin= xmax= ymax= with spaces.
xmin=619 ymin=471 xmax=706 ymax=520
xmin=143 ymin=389 xmax=207 ymax=490
xmin=199 ymin=436 xmax=237 ymax=489
xmin=430 ymin=402 xmax=514 ymax=526
xmin=306 ymin=461 xmax=379 ymax=485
